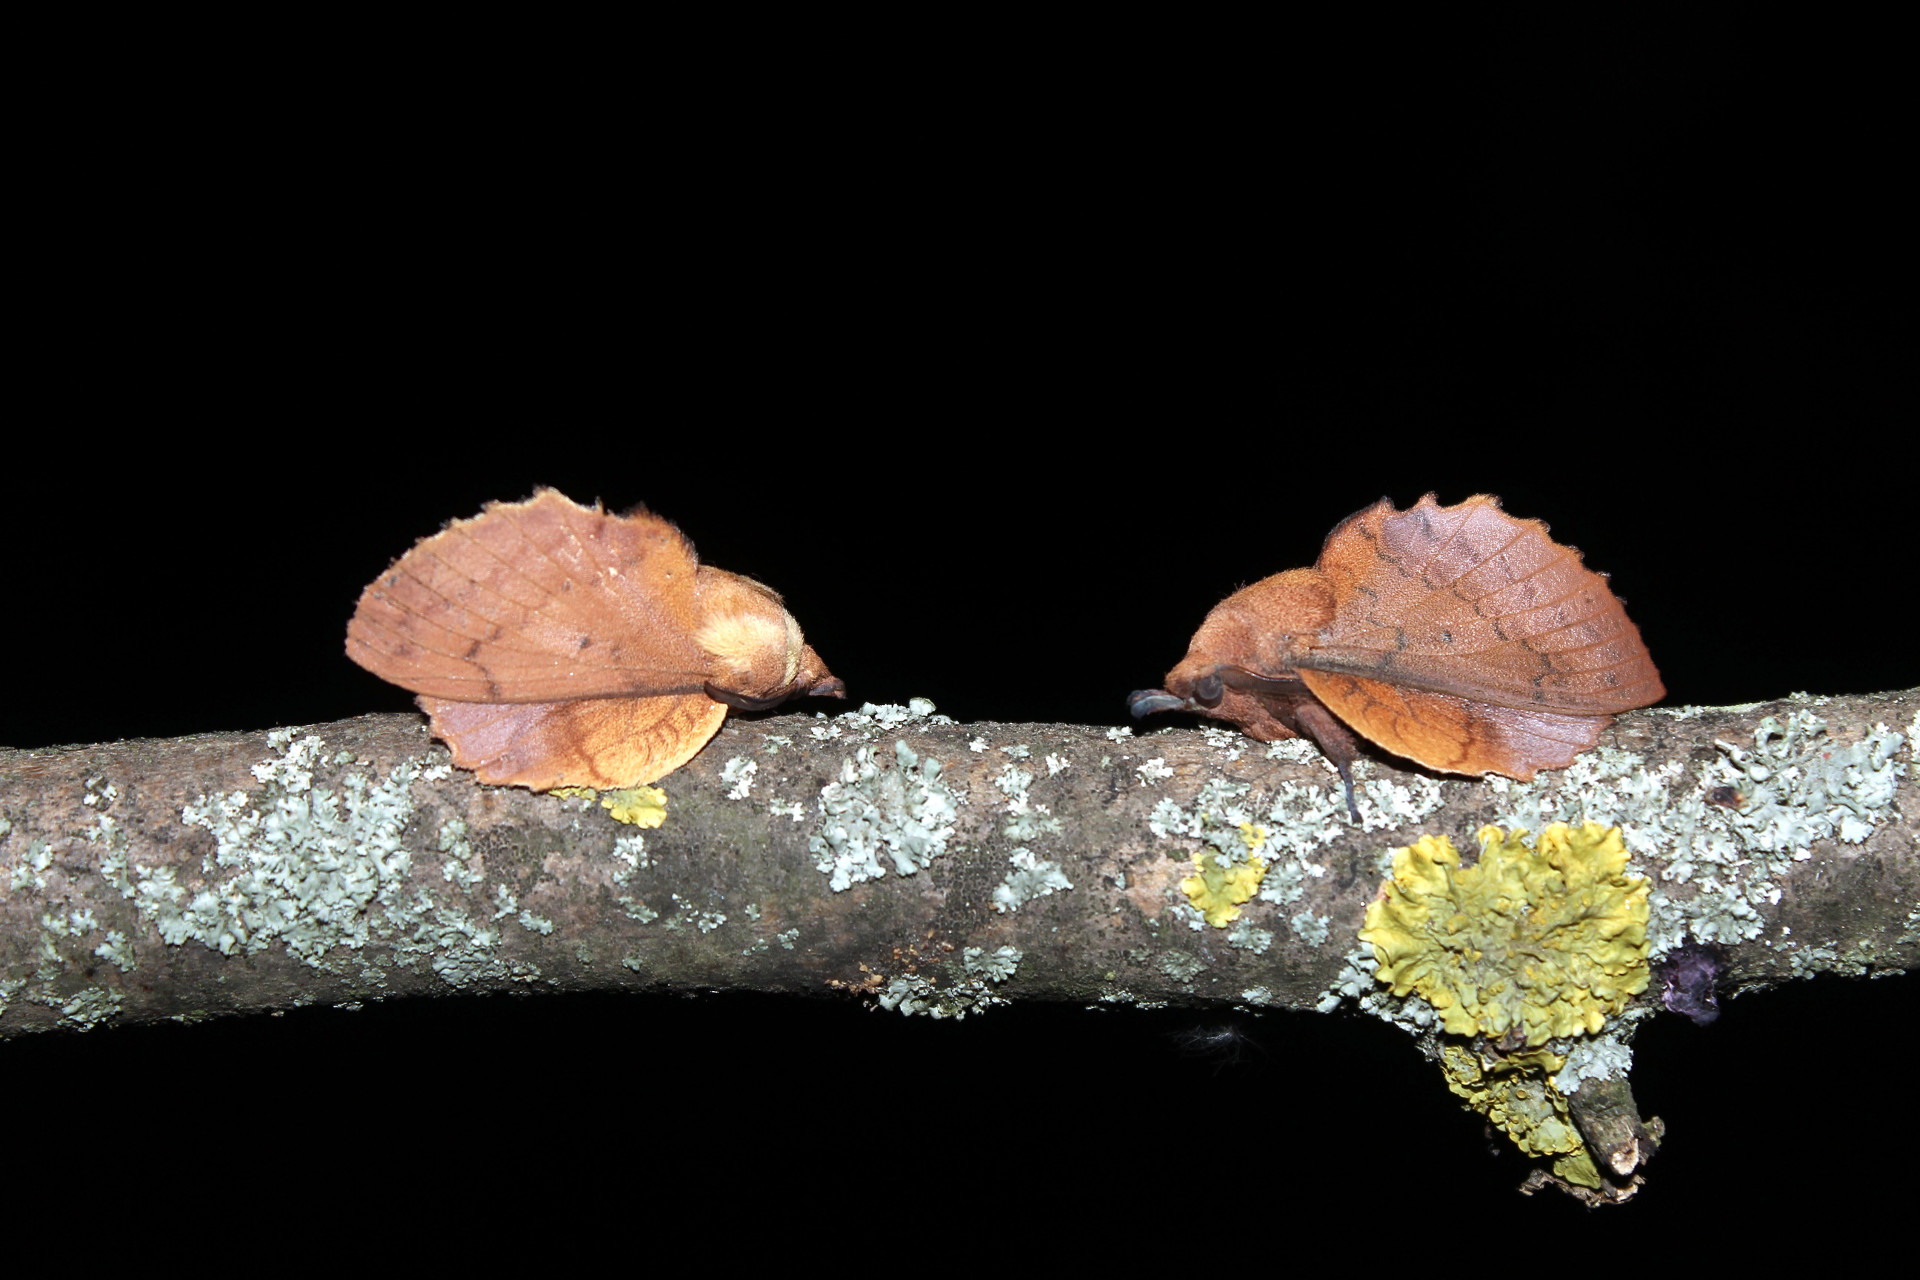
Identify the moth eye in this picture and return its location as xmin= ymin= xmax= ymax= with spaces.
xmin=1192 ymin=673 xmax=1224 ymax=706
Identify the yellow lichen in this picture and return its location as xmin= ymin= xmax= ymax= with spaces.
xmin=601 ymin=786 xmax=668 ymax=827
xmin=1552 ymin=1148 xmax=1604 ymax=1189
xmin=1358 ymin=823 xmax=1650 ymax=1046
xmin=551 ymin=785 xmax=669 ymax=828
xmin=1439 ymin=1044 xmax=1583 ymax=1157
xmin=1181 ymin=852 xmax=1267 ymax=927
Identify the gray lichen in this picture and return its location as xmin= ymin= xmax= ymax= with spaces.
xmin=991 ymin=849 xmax=1073 ymax=913
xmin=1487 ymin=712 xmax=1906 ymax=957
xmin=1226 ymin=917 xmax=1273 ymax=955
xmin=995 ymin=761 xmax=1063 ymax=842
xmin=963 ymin=944 xmax=1023 ymax=983
xmin=1317 ymin=942 xmax=1442 ymax=1033
xmin=878 ymin=944 xmax=1021 ymax=1019
xmin=720 ymin=756 xmax=758 ymax=799
xmin=1158 ymin=950 xmax=1206 ymax=983
xmin=1553 ymin=1035 xmax=1633 ymax=1095
xmin=133 ymin=730 xmax=541 ymax=990
xmin=1289 ymin=910 xmax=1331 ymax=946
xmin=809 ymin=738 xmax=961 ymax=892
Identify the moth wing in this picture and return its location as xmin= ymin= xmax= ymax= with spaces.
xmin=347 ymin=489 xmax=714 ymax=703
xmin=1301 ymin=494 xmax=1663 ymax=714
xmin=419 ymin=693 xmax=728 ymax=790
xmin=1295 ymin=671 xmax=1608 ymax=780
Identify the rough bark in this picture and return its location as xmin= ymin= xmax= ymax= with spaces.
xmin=3 ymin=691 xmax=1915 ymax=1043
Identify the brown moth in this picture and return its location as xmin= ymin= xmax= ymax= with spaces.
xmin=1128 ymin=494 xmax=1663 ymax=819
xmin=346 ymin=489 xmax=844 ymax=790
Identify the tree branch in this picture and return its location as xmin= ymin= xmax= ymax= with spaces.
xmin=6 ymin=692 xmax=1913 ymax=1041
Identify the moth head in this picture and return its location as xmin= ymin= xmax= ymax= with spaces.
xmin=793 ymin=643 xmax=846 ymax=700
xmin=1129 ymin=569 xmax=1333 ymax=737
xmin=1189 ymin=568 xmax=1335 ymax=668
xmin=692 ymin=567 xmax=843 ymax=708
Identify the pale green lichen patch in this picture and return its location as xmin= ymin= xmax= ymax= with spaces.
xmin=59 ymin=986 xmax=124 ymax=1031
xmin=9 ymin=839 xmax=53 ymax=891
xmin=609 ymin=831 xmax=648 ymax=885
xmin=659 ymin=893 xmax=727 ymax=934
xmin=439 ymin=819 xmax=482 ymax=888
xmin=1487 ymin=712 xmax=1906 ymax=956
xmin=1787 ymin=939 xmax=1886 ymax=979
xmin=1148 ymin=779 xmax=1329 ymax=920
xmin=92 ymin=930 xmax=136 ymax=973
xmin=1227 ymin=917 xmax=1273 ymax=955
xmin=1553 ymin=1034 xmax=1633 ymax=1095
xmin=1 ymin=976 xmax=28 ymax=1022
xmin=144 ymin=730 xmax=539 ymax=989
xmin=811 ymin=698 xmax=954 ymax=746
xmin=995 ymin=760 xmax=1063 ymax=842
xmin=1200 ymin=725 xmax=1247 ymax=761
xmin=720 ymin=757 xmax=757 ymax=799
xmin=1289 ymin=910 xmax=1330 ymax=946
xmin=877 ymin=974 xmax=1003 ymax=1019
xmin=1146 ymin=768 xmax=1447 ymax=930
xmin=991 ymin=848 xmax=1073 ymax=913
xmin=963 ymin=945 xmax=1023 ymax=983
xmin=1315 ymin=942 xmax=1442 ymax=1032
xmin=1158 ymin=950 xmax=1205 ymax=983
xmin=878 ymin=945 xmax=1021 ymax=1019
xmin=810 ymin=739 xmax=960 ymax=892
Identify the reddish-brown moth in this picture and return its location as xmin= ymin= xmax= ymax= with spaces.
xmin=346 ymin=489 xmax=844 ymax=790
xmin=1128 ymin=494 xmax=1663 ymax=818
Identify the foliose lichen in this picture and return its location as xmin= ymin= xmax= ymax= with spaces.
xmin=1145 ymin=765 xmax=1446 ymax=924
xmin=1439 ymin=1042 xmax=1606 ymax=1187
xmin=996 ymin=760 xmax=1063 ymax=842
xmin=1552 ymin=1034 xmax=1633 ymax=1095
xmin=814 ymin=698 xmax=953 ymax=743
xmin=720 ymin=757 xmax=757 ymax=799
xmin=1488 ymin=712 xmax=1905 ymax=957
xmin=1180 ymin=850 xmax=1267 ymax=928
xmin=1359 ymin=824 xmax=1651 ymax=1046
xmin=991 ymin=849 xmax=1073 ymax=913
xmin=140 ymin=731 xmax=540 ymax=990
xmin=1158 ymin=950 xmax=1205 ymax=983
xmin=877 ymin=945 xmax=1022 ymax=1019
xmin=552 ymin=785 xmax=669 ymax=828
xmin=964 ymin=944 xmax=1023 ymax=983
xmin=810 ymin=739 xmax=960 ymax=892
xmin=1227 ymin=917 xmax=1273 ymax=955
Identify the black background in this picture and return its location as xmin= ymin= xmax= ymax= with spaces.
xmin=6 ymin=7 xmax=1913 ymax=1254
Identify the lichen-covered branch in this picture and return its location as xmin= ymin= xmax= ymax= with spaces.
xmin=3 ymin=692 xmax=1914 ymax=1045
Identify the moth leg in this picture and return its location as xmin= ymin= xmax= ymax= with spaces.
xmin=1290 ymin=698 xmax=1362 ymax=822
